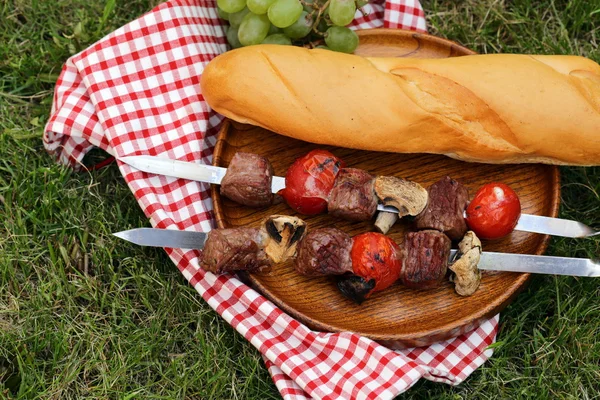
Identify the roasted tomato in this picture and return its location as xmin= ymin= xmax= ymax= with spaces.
xmin=278 ymin=149 xmax=345 ymax=215
xmin=465 ymin=182 xmax=521 ymax=240
xmin=337 ymin=232 xmax=403 ymax=304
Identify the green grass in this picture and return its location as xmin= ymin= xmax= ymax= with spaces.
xmin=1 ymin=0 xmax=599 ymax=398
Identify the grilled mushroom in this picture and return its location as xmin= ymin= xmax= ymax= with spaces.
xmin=373 ymin=176 xmax=429 ymax=234
xmin=262 ymin=215 xmax=307 ymax=263
xmin=449 ymin=231 xmax=482 ymax=296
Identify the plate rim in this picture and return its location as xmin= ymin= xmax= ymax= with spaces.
xmin=210 ymin=29 xmax=562 ymax=347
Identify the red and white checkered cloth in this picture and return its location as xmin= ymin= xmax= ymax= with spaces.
xmin=43 ymin=1 xmax=499 ymax=398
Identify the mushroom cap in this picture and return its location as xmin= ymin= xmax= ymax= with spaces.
xmin=373 ymin=176 xmax=429 ymax=234
xmin=262 ymin=215 xmax=307 ymax=264
xmin=374 ymin=176 xmax=429 ymax=217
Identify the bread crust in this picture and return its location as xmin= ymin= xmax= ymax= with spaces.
xmin=200 ymin=45 xmax=600 ymax=165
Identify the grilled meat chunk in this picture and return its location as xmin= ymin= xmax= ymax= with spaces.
xmin=220 ymin=152 xmax=273 ymax=207
xmin=200 ymin=228 xmax=270 ymax=274
xmin=294 ymin=228 xmax=353 ymax=276
xmin=327 ymin=168 xmax=377 ymax=221
xmin=401 ymin=230 xmax=451 ymax=289
xmin=414 ymin=176 xmax=469 ymax=240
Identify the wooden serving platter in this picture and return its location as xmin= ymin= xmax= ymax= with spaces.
xmin=211 ymin=29 xmax=560 ymax=348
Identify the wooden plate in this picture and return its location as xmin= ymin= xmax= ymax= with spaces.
xmin=211 ymin=29 xmax=560 ymax=348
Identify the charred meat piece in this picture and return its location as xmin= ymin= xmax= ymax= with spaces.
xmin=200 ymin=228 xmax=269 ymax=274
xmin=414 ymin=176 xmax=469 ymax=240
xmin=327 ymin=168 xmax=377 ymax=221
xmin=220 ymin=152 xmax=273 ymax=207
xmin=337 ymin=276 xmax=376 ymax=305
xmin=401 ymin=230 xmax=451 ymax=289
xmin=294 ymin=228 xmax=353 ymax=276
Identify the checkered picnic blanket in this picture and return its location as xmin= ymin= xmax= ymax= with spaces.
xmin=43 ymin=1 xmax=499 ymax=398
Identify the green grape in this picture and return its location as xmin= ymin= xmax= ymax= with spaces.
xmin=227 ymin=26 xmax=243 ymax=48
xmin=324 ymin=26 xmax=358 ymax=53
xmin=238 ymin=12 xmax=271 ymax=46
xmin=247 ymin=0 xmax=276 ymax=14
xmin=283 ymin=11 xmax=313 ymax=39
xmin=268 ymin=0 xmax=303 ymax=28
xmin=217 ymin=6 xmax=230 ymax=20
xmin=268 ymin=24 xmax=282 ymax=34
xmin=356 ymin=0 xmax=369 ymax=8
xmin=302 ymin=0 xmax=315 ymax=12
xmin=328 ymin=0 xmax=356 ymax=26
xmin=229 ymin=7 xmax=251 ymax=28
xmin=217 ymin=0 xmax=247 ymax=14
xmin=315 ymin=45 xmax=330 ymax=49
xmin=262 ymin=33 xmax=293 ymax=45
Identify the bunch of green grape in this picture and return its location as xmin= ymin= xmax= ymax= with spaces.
xmin=217 ymin=0 xmax=369 ymax=53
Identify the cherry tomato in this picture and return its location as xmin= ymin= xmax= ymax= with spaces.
xmin=350 ymin=232 xmax=403 ymax=295
xmin=465 ymin=183 xmax=521 ymax=240
xmin=278 ymin=149 xmax=345 ymax=215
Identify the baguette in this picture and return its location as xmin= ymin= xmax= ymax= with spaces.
xmin=200 ymin=45 xmax=600 ymax=165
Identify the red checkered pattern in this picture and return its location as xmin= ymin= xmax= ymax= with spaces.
xmin=44 ymin=1 xmax=499 ymax=398
xmin=385 ymin=0 xmax=426 ymax=30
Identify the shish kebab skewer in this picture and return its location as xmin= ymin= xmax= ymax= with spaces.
xmin=115 ymin=216 xmax=468 ymax=302
xmin=113 ymin=215 xmax=600 ymax=303
xmin=118 ymin=151 xmax=599 ymax=239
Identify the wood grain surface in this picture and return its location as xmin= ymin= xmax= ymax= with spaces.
xmin=211 ymin=29 xmax=561 ymax=348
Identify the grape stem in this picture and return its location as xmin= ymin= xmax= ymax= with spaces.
xmin=315 ymin=0 xmax=331 ymax=27
xmin=309 ymin=0 xmax=331 ymax=38
xmin=311 ymin=27 xmax=325 ymax=36
xmin=299 ymin=0 xmax=313 ymax=6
